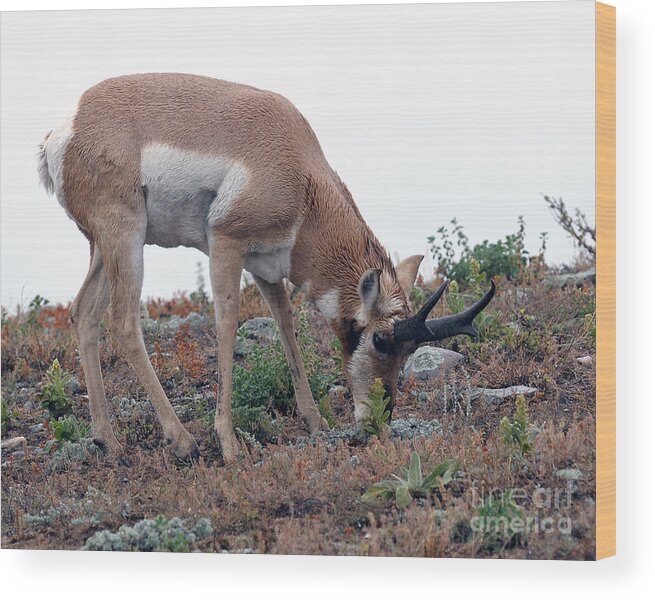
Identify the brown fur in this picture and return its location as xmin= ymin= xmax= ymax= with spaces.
xmin=42 ymin=73 xmax=424 ymax=461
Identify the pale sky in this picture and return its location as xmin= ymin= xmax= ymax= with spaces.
xmin=0 ymin=2 xmax=595 ymax=306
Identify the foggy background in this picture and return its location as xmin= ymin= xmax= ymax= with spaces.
xmin=0 ymin=1 xmax=595 ymax=307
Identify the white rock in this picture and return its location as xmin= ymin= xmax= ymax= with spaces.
xmin=470 ymin=385 xmax=539 ymax=406
xmin=1 ymin=436 xmax=27 ymax=450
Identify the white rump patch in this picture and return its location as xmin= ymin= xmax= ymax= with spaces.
xmin=316 ymin=289 xmax=339 ymax=322
xmin=140 ymin=144 xmax=248 ymax=251
xmin=40 ymin=113 xmax=74 ymax=216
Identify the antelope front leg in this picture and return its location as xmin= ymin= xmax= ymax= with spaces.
xmin=253 ymin=276 xmax=326 ymax=433
xmin=209 ymin=235 xmax=245 ymax=463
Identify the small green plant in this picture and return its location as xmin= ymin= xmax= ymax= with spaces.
xmin=500 ymin=395 xmax=537 ymax=455
xmin=2 ymin=397 xmax=19 ymax=433
xmin=40 ymin=358 xmax=73 ymax=419
xmin=26 ymin=294 xmax=50 ymax=328
xmin=444 ymin=275 xmax=505 ymax=344
xmin=45 ymin=415 xmax=90 ymax=453
xmin=297 ymin=307 xmax=339 ymax=402
xmin=476 ymin=489 xmax=525 ymax=552
xmin=362 ymin=451 xmax=458 ymax=509
xmin=446 ymin=280 xmax=465 ymax=315
xmin=189 ymin=261 xmax=210 ymax=306
xmin=583 ymin=312 xmax=596 ymax=344
xmin=318 ymin=395 xmax=336 ymax=428
xmin=329 ymin=338 xmax=344 ymax=374
xmin=361 ymin=378 xmax=391 ymax=436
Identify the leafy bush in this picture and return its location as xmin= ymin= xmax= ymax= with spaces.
xmin=362 ymin=451 xmax=458 ymax=509
xmin=428 ymin=216 xmax=539 ymax=284
xmin=40 ymin=358 xmax=73 ymax=419
xmin=45 ymin=415 xmax=90 ymax=453
xmin=361 ymin=378 xmax=391 ymax=436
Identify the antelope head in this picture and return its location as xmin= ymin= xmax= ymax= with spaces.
xmin=345 ymin=255 xmax=495 ymax=424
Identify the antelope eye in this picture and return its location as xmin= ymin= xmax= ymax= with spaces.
xmin=372 ymin=332 xmax=392 ymax=354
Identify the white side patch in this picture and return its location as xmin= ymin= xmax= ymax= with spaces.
xmin=41 ymin=113 xmax=74 ymax=215
xmin=316 ymin=289 xmax=339 ymax=322
xmin=140 ymin=144 xmax=248 ymax=251
xmin=206 ymin=165 xmax=248 ymax=225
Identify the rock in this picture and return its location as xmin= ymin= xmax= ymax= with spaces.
xmin=184 ymin=312 xmax=208 ymax=329
xmin=469 ymin=385 xmax=539 ymax=406
xmin=17 ymin=387 xmax=37 ymax=401
xmin=233 ymin=336 xmax=256 ymax=357
xmin=1 ymin=436 xmax=27 ymax=450
xmin=67 ymin=377 xmax=82 ymax=394
xmin=238 ymin=317 xmax=279 ymax=343
xmin=401 ymin=346 xmax=465 ymax=382
xmin=299 ymin=417 xmax=442 ymax=449
xmin=576 ymin=356 xmax=593 ymax=366
xmin=29 ymin=423 xmax=45 ymax=433
xmin=390 ymin=418 xmax=441 ymax=440
xmin=544 ymin=268 xmax=596 ymax=289
xmin=142 ymin=312 xmax=208 ymax=335
xmin=350 ymin=455 xmax=361 ymax=467
xmin=555 ymin=468 xmax=583 ymax=481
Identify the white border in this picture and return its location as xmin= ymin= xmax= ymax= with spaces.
xmin=1 ymin=1 xmax=653 ymax=598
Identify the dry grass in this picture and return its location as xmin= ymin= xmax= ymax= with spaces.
xmin=1 ymin=275 xmax=596 ymax=559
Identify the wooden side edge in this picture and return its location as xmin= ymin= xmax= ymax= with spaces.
xmin=595 ymin=1 xmax=616 ymax=560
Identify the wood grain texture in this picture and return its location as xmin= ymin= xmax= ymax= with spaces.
xmin=595 ymin=1 xmax=616 ymax=560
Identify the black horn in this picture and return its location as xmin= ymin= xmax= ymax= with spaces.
xmin=395 ymin=280 xmax=496 ymax=344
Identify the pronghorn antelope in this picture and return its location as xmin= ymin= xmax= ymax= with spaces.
xmin=38 ymin=73 xmax=494 ymax=463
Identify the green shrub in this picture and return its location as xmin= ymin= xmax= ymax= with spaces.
xmin=41 ymin=358 xmax=73 ymax=419
xmin=231 ymin=304 xmax=339 ymax=442
xmin=361 ymin=378 xmax=391 ymax=436
xmin=362 ymin=451 xmax=458 ymax=509
xmin=318 ymin=395 xmax=336 ymax=428
xmin=428 ymin=216 xmax=534 ymax=284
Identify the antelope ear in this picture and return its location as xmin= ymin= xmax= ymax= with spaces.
xmin=396 ymin=255 xmax=424 ymax=297
xmin=358 ymin=268 xmax=382 ymax=311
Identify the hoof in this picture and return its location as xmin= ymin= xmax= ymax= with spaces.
xmin=305 ymin=411 xmax=329 ymax=435
xmin=217 ymin=431 xmax=241 ymax=464
xmin=92 ymin=434 xmax=123 ymax=456
xmin=168 ymin=432 xmax=201 ymax=463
